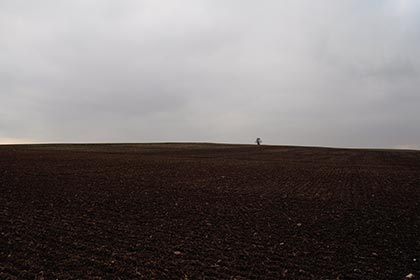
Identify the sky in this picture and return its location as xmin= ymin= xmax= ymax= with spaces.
xmin=1 ymin=0 xmax=419 ymax=149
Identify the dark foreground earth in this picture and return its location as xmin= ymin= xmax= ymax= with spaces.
xmin=1 ymin=143 xmax=419 ymax=279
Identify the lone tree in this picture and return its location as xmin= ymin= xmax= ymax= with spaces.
xmin=255 ymin=137 xmax=262 ymax=146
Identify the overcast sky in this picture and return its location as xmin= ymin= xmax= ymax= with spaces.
xmin=1 ymin=0 xmax=419 ymax=148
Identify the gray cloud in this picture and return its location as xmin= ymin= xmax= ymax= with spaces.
xmin=1 ymin=0 xmax=419 ymax=148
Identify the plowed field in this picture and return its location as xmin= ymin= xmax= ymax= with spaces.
xmin=1 ymin=144 xmax=419 ymax=279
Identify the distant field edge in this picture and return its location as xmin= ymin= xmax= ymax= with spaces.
xmin=0 ymin=142 xmax=418 ymax=152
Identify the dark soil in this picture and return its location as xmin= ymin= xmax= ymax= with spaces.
xmin=1 ymin=143 xmax=419 ymax=279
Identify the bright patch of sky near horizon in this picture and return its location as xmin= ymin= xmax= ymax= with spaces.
xmin=1 ymin=0 xmax=419 ymax=148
